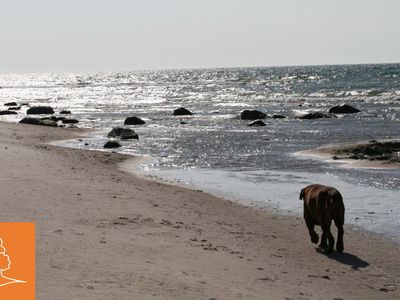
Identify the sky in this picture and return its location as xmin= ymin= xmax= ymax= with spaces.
xmin=0 ymin=0 xmax=399 ymax=73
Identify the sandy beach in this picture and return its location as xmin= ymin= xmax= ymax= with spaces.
xmin=0 ymin=121 xmax=399 ymax=300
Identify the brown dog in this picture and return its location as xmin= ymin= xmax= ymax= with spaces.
xmin=299 ymin=184 xmax=345 ymax=254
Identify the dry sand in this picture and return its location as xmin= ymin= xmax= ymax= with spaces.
xmin=0 ymin=121 xmax=399 ymax=299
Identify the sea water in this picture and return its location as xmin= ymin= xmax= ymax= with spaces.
xmin=1 ymin=64 xmax=399 ymax=240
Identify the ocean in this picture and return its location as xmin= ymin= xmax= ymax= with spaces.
xmin=1 ymin=63 xmax=399 ymax=241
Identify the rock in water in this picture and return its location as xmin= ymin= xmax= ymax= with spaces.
xmin=329 ymin=104 xmax=360 ymax=114
xmin=61 ymin=119 xmax=79 ymax=124
xmin=173 ymin=107 xmax=192 ymax=116
xmin=120 ymin=129 xmax=139 ymax=140
xmin=299 ymin=112 xmax=336 ymax=119
xmin=124 ymin=116 xmax=146 ymax=125
xmin=107 ymin=127 xmax=124 ymax=138
xmin=103 ymin=140 xmax=121 ymax=148
xmin=0 ymin=110 xmax=18 ymax=115
xmin=4 ymin=102 xmax=17 ymax=106
xmin=272 ymin=114 xmax=286 ymax=119
xmin=59 ymin=110 xmax=72 ymax=114
xmin=248 ymin=120 xmax=266 ymax=126
xmin=19 ymin=117 xmax=58 ymax=127
xmin=26 ymin=106 xmax=55 ymax=115
xmin=240 ymin=110 xmax=266 ymax=120
xmin=107 ymin=127 xmax=138 ymax=140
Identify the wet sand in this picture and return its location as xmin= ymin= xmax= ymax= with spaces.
xmin=0 ymin=121 xmax=399 ymax=299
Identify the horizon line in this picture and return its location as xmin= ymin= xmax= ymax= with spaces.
xmin=1 ymin=61 xmax=399 ymax=76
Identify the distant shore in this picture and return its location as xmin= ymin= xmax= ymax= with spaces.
xmin=1 ymin=121 xmax=399 ymax=299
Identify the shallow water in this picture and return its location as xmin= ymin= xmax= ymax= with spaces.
xmin=2 ymin=64 xmax=400 ymax=241
xmin=131 ymin=164 xmax=400 ymax=242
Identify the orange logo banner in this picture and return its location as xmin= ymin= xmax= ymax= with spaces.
xmin=0 ymin=223 xmax=35 ymax=300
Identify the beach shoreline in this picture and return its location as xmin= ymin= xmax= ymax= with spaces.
xmin=1 ymin=121 xmax=399 ymax=299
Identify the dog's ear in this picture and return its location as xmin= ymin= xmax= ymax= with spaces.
xmin=299 ymin=188 xmax=305 ymax=200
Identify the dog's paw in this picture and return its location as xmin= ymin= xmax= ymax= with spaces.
xmin=318 ymin=243 xmax=328 ymax=249
xmin=322 ymin=248 xmax=334 ymax=255
xmin=311 ymin=233 xmax=319 ymax=244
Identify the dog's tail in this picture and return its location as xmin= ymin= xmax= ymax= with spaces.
xmin=299 ymin=188 xmax=305 ymax=200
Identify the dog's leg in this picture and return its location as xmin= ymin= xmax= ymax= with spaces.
xmin=319 ymin=231 xmax=328 ymax=249
xmin=321 ymin=221 xmax=334 ymax=254
xmin=334 ymin=217 xmax=344 ymax=253
xmin=304 ymin=209 xmax=318 ymax=244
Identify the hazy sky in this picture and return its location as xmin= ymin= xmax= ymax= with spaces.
xmin=0 ymin=0 xmax=399 ymax=73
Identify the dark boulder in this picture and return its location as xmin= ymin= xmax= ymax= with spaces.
xmin=4 ymin=102 xmax=17 ymax=106
xmin=0 ymin=110 xmax=18 ymax=115
xmin=59 ymin=110 xmax=72 ymax=114
xmin=19 ymin=117 xmax=58 ymax=127
xmin=107 ymin=127 xmax=124 ymax=138
xmin=272 ymin=114 xmax=286 ymax=119
xmin=107 ymin=127 xmax=138 ymax=140
xmin=240 ymin=110 xmax=266 ymax=120
xmin=61 ymin=119 xmax=79 ymax=124
xmin=329 ymin=104 xmax=360 ymax=114
xmin=8 ymin=106 xmax=21 ymax=110
xmin=120 ymin=129 xmax=139 ymax=140
xmin=124 ymin=116 xmax=146 ymax=125
xmin=299 ymin=112 xmax=336 ymax=120
xmin=27 ymin=106 xmax=54 ymax=115
xmin=103 ymin=140 xmax=121 ymax=149
xmin=173 ymin=107 xmax=192 ymax=116
xmin=248 ymin=120 xmax=266 ymax=127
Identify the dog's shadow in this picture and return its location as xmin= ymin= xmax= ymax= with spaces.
xmin=316 ymin=248 xmax=369 ymax=270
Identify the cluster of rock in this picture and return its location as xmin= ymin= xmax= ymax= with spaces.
xmin=103 ymin=108 xmax=194 ymax=148
xmin=0 ymin=102 xmax=26 ymax=115
xmin=15 ymin=106 xmax=79 ymax=127
xmin=297 ymin=104 xmax=361 ymax=120
xmin=103 ymin=116 xmax=145 ymax=148
xmin=331 ymin=140 xmax=400 ymax=162
xmin=3 ymin=101 xmax=363 ymax=152
xmin=238 ymin=109 xmax=288 ymax=126
xmin=167 ymin=105 xmax=359 ymax=128
xmin=0 ymin=101 xmax=80 ymax=128
xmin=233 ymin=104 xmax=361 ymax=126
